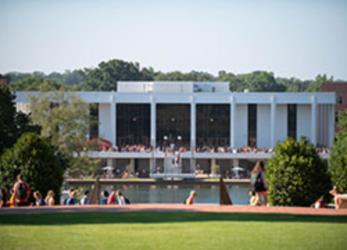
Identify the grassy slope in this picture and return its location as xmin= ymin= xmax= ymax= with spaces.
xmin=0 ymin=212 xmax=347 ymax=250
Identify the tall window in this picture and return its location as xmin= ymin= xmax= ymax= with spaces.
xmin=287 ymin=104 xmax=297 ymax=139
xmin=196 ymin=104 xmax=230 ymax=147
xmin=156 ymin=104 xmax=190 ymax=148
xmin=89 ymin=103 xmax=99 ymax=139
xmin=338 ymin=96 xmax=343 ymax=104
xmin=116 ymin=104 xmax=150 ymax=146
xmin=248 ymin=104 xmax=257 ymax=147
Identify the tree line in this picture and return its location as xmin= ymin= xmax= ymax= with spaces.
xmin=3 ymin=59 xmax=338 ymax=92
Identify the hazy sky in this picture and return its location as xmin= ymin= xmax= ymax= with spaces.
xmin=1 ymin=0 xmax=347 ymax=80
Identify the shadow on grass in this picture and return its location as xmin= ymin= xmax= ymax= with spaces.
xmin=0 ymin=212 xmax=347 ymax=225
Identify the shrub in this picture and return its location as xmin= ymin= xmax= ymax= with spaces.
xmin=328 ymin=136 xmax=347 ymax=193
xmin=266 ymin=137 xmax=330 ymax=206
xmin=0 ymin=133 xmax=66 ymax=204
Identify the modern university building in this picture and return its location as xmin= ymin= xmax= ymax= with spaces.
xmin=16 ymin=81 xmax=336 ymax=179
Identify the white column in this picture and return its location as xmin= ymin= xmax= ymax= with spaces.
xmin=110 ymin=94 xmax=116 ymax=146
xmin=230 ymin=96 xmax=236 ymax=149
xmin=270 ymin=96 xmax=276 ymax=148
xmin=311 ymin=96 xmax=317 ymax=146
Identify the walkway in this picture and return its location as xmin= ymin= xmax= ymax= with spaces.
xmin=1 ymin=204 xmax=347 ymax=216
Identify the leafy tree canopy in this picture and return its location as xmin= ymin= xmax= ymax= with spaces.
xmin=155 ymin=70 xmax=215 ymax=82
xmin=83 ymin=59 xmax=154 ymax=90
xmin=10 ymin=76 xmax=65 ymax=92
xmin=3 ymin=58 xmax=341 ymax=92
xmin=29 ymin=90 xmax=89 ymax=153
xmin=0 ymin=132 xmax=66 ymax=204
xmin=0 ymin=84 xmax=40 ymax=154
xmin=29 ymin=90 xmax=99 ymax=177
xmin=328 ymin=110 xmax=347 ymax=192
xmin=266 ymin=137 xmax=330 ymax=206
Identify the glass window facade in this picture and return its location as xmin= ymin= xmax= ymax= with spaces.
xmin=248 ymin=104 xmax=257 ymax=147
xmin=156 ymin=104 xmax=190 ymax=148
xmin=287 ymin=104 xmax=297 ymax=139
xmin=116 ymin=104 xmax=150 ymax=146
xmin=89 ymin=103 xmax=99 ymax=139
xmin=196 ymin=104 xmax=230 ymax=147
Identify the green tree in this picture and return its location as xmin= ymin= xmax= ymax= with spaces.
xmin=328 ymin=110 xmax=347 ymax=192
xmin=10 ymin=76 xmax=64 ymax=91
xmin=83 ymin=59 xmax=153 ymax=90
xmin=276 ymin=77 xmax=310 ymax=92
xmin=266 ymin=137 xmax=330 ymax=206
xmin=306 ymin=74 xmax=333 ymax=92
xmin=217 ymin=71 xmax=242 ymax=91
xmin=48 ymin=70 xmax=87 ymax=86
xmin=0 ymin=84 xmax=40 ymax=154
xmin=155 ymin=71 xmax=215 ymax=81
xmin=29 ymin=90 xmax=89 ymax=153
xmin=237 ymin=71 xmax=286 ymax=92
xmin=0 ymin=133 xmax=66 ymax=204
xmin=29 ymin=90 xmax=99 ymax=177
xmin=336 ymin=109 xmax=347 ymax=136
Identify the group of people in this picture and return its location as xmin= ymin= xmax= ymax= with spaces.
xmin=2 ymin=168 xmax=345 ymax=209
xmin=247 ymin=161 xmax=347 ymax=209
xmin=103 ymin=168 xmax=150 ymax=179
xmin=116 ymin=144 xmax=152 ymax=153
xmin=99 ymin=190 xmax=130 ymax=205
xmin=61 ymin=188 xmax=132 ymax=206
xmin=312 ymin=186 xmax=347 ymax=209
xmin=0 ymin=175 xmax=55 ymax=208
xmin=0 ymin=175 xmax=134 ymax=208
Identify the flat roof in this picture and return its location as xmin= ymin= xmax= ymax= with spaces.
xmin=15 ymin=91 xmax=336 ymax=104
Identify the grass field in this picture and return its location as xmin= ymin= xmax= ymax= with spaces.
xmin=1 ymin=212 xmax=347 ymax=250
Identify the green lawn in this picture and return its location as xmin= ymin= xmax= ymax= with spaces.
xmin=0 ymin=212 xmax=347 ymax=250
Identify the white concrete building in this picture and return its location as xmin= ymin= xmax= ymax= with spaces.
xmin=16 ymin=81 xmax=335 ymax=178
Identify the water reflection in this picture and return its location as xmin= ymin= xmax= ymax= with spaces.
xmin=91 ymin=184 xmax=252 ymax=205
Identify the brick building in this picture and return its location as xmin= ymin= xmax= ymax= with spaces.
xmin=321 ymin=82 xmax=347 ymax=131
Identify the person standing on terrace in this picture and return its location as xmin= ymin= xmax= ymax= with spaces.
xmin=0 ymin=188 xmax=6 ymax=207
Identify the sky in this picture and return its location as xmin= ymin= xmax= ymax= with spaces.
xmin=1 ymin=0 xmax=347 ymax=80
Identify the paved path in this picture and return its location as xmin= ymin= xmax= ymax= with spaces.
xmin=1 ymin=204 xmax=347 ymax=216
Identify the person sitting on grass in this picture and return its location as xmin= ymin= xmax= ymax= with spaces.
xmin=8 ymin=189 xmax=15 ymax=208
xmin=116 ymin=190 xmax=130 ymax=205
xmin=66 ymin=188 xmax=76 ymax=205
xmin=0 ymin=188 xmax=7 ymax=208
xmin=100 ymin=190 xmax=109 ymax=205
xmin=249 ymin=190 xmax=260 ymax=206
xmin=33 ymin=191 xmax=46 ymax=206
xmin=107 ymin=191 xmax=117 ymax=205
xmin=185 ymin=190 xmax=197 ymax=205
xmin=45 ymin=190 xmax=55 ymax=206
xmin=311 ymin=195 xmax=325 ymax=209
xmin=329 ymin=186 xmax=347 ymax=209
xmin=80 ymin=190 xmax=90 ymax=205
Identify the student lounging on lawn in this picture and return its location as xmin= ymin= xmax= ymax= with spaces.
xmin=330 ymin=186 xmax=347 ymax=209
xmin=185 ymin=190 xmax=197 ymax=205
